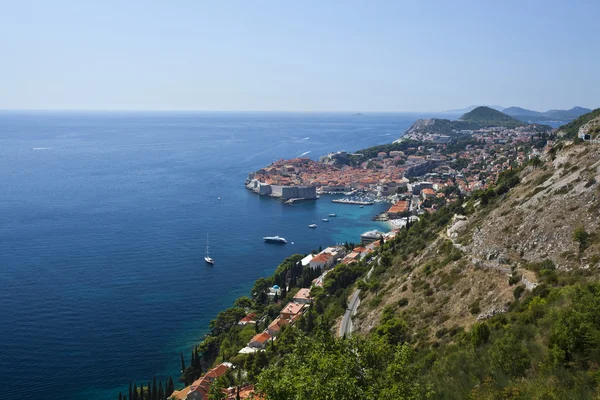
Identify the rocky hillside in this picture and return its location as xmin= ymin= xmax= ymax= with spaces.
xmin=557 ymin=108 xmax=600 ymax=139
xmin=354 ymin=141 xmax=600 ymax=340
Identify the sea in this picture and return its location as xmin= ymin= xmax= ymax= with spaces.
xmin=0 ymin=110 xmax=452 ymax=399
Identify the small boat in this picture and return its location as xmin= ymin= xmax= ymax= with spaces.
xmin=308 ymin=223 xmax=317 ymax=228
xmin=329 ymin=213 xmax=337 ymax=217
xmin=322 ymin=218 xmax=329 ymax=222
xmin=204 ymin=233 xmax=214 ymax=265
xmin=263 ymin=235 xmax=288 ymax=244
xmin=359 ymin=205 xmax=364 ymax=208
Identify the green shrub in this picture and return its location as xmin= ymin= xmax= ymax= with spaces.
xmin=513 ymin=285 xmax=525 ymax=300
xmin=469 ymin=300 xmax=481 ymax=315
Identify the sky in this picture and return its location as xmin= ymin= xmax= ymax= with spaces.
xmin=1 ymin=0 xmax=598 ymax=112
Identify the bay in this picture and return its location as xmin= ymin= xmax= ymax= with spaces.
xmin=0 ymin=111 xmax=440 ymax=399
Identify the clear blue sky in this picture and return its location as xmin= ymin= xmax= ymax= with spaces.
xmin=1 ymin=0 xmax=598 ymax=112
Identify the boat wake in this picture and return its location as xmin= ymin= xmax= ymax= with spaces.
xmin=298 ymin=151 xmax=311 ymax=157
xmin=32 ymin=147 xmax=52 ymax=151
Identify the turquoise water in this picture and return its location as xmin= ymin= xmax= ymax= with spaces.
xmin=0 ymin=111 xmax=436 ymax=399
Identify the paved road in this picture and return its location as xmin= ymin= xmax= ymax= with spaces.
xmin=339 ymin=289 xmax=361 ymax=337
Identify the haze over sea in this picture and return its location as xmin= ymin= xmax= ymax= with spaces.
xmin=1 ymin=111 xmax=450 ymax=399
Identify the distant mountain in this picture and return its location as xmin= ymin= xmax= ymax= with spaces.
xmin=502 ymin=107 xmax=543 ymax=118
xmin=403 ymin=106 xmax=541 ymax=138
xmin=503 ymin=106 xmax=592 ymax=122
xmin=445 ymin=105 xmax=504 ymax=113
xmin=544 ymin=106 xmax=592 ymax=120
xmin=459 ymin=106 xmax=525 ymax=128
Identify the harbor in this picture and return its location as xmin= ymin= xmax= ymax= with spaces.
xmin=331 ymin=198 xmax=374 ymax=205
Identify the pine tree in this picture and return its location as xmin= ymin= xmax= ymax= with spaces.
xmin=152 ymin=376 xmax=158 ymax=400
xmin=157 ymin=382 xmax=164 ymax=400
xmin=197 ymin=347 xmax=201 ymax=369
xmin=180 ymin=351 xmax=185 ymax=372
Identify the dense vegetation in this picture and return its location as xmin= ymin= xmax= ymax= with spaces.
xmin=558 ymin=108 xmax=600 ymax=139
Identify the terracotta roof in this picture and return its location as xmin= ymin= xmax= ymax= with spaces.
xmin=238 ymin=313 xmax=257 ymax=324
xmin=293 ymin=288 xmax=312 ymax=301
xmin=268 ymin=317 xmax=289 ymax=333
xmin=250 ymin=331 xmax=272 ymax=344
xmin=311 ymin=253 xmax=332 ymax=263
xmin=280 ymin=301 xmax=304 ymax=316
xmin=388 ymin=200 xmax=409 ymax=214
xmin=206 ymin=363 xmax=229 ymax=379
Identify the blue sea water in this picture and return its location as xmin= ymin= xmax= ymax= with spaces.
xmin=0 ymin=111 xmax=439 ymax=399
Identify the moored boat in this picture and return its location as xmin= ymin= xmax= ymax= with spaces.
xmin=263 ymin=235 xmax=288 ymax=244
xmin=204 ymin=233 xmax=214 ymax=264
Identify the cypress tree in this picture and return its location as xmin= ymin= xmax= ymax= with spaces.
xmin=129 ymin=380 xmax=133 ymax=400
xmin=236 ymin=386 xmax=241 ymax=400
xmin=190 ymin=349 xmax=195 ymax=370
xmin=273 ymin=291 xmax=279 ymax=303
xmin=307 ymin=306 xmax=314 ymax=332
xmin=124 ymin=396 xmax=127 ymax=400
xmin=139 ymin=383 xmax=144 ymax=400
xmin=158 ymin=381 xmax=164 ymax=400
xmin=152 ymin=376 xmax=158 ymax=400
xmin=133 ymin=383 xmax=138 ymax=400
xmin=119 ymin=392 xmax=122 ymax=400
xmin=180 ymin=351 xmax=185 ymax=372
xmin=167 ymin=377 xmax=174 ymax=396
xmin=280 ymin=284 xmax=287 ymax=299
xmin=148 ymin=381 xmax=153 ymax=400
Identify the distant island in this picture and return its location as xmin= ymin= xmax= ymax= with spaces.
xmin=446 ymin=105 xmax=592 ymax=123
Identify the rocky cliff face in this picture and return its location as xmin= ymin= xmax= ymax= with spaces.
xmin=353 ymin=142 xmax=600 ymax=342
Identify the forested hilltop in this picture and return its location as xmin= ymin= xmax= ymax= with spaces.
xmin=120 ymin=111 xmax=600 ymax=400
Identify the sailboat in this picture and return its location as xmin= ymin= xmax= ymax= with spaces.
xmin=204 ymin=233 xmax=214 ymax=264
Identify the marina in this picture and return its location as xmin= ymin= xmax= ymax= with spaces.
xmin=331 ymin=198 xmax=374 ymax=205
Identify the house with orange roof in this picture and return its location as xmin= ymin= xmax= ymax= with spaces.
xmin=249 ymin=332 xmax=272 ymax=349
xmin=340 ymin=251 xmax=360 ymax=264
xmin=421 ymin=188 xmax=436 ymax=200
xmin=238 ymin=313 xmax=257 ymax=325
xmin=171 ymin=363 xmax=232 ymax=400
xmin=224 ymin=385 xmax=264 ymax=400
xmin=353 ymin=246 xmax=367 ymax=253
xmin=279 ymin=301 xmax=305 ymax=320
xmin=387 ymin=200 xmax=409 ymax=219
xmin=267 ymin=317 xmax=290 ymax=336
xmin=292 ymin=288 xmax=312 ymax=304
xmin=309 ymin=252 xmax=332 ymax=270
